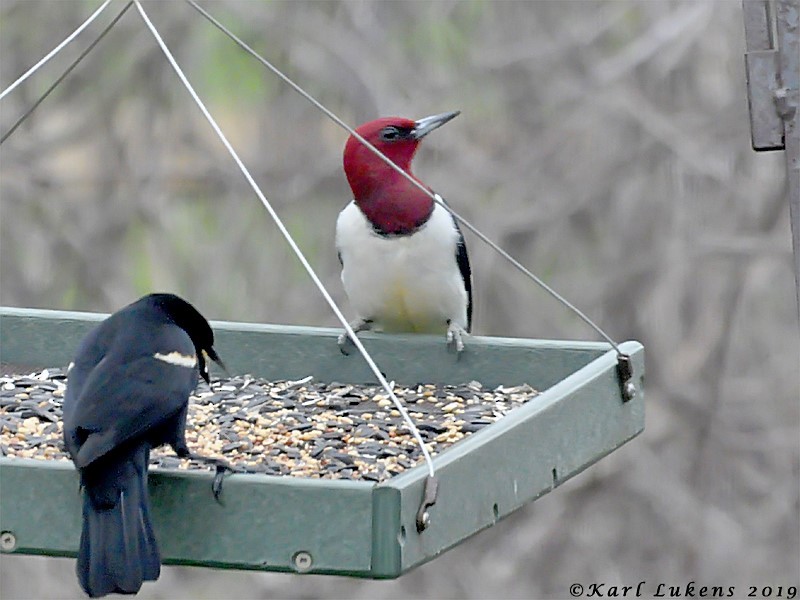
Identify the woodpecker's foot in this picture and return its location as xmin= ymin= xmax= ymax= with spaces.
xmin=446 ymin=321 xmax=467 ymax=353
xmin=338 ymin=319 xmax=373 ymax=355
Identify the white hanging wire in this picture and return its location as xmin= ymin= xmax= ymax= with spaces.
xmin=0 ymin=1 xmax=134 ymax=145
xmin=185 ymin=0 xmax=624 ymax=357
xmin=132 ymin=0 xmax=436 ymax=478
xmin=0 ymin=0 xmax=114 ymax=101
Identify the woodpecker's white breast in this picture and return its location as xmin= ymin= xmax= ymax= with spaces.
xmin=336 ymin=198 xmax=468 ymax=333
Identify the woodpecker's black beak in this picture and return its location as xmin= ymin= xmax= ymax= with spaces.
xmin=412 ymin=110 xmax=460 ymax=140
xmin=201 ymin=348 xmax=228 ymax=383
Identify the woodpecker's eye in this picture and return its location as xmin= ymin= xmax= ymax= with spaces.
xmin=380 ymin=126 xmax=403 ymax=142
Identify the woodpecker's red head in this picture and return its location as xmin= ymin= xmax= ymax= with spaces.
xmin=343 ymin=111 xmax=459 ymax=234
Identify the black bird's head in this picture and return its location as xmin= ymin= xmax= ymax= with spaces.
xmin=146 ymin=293 xmax=225 ymax=384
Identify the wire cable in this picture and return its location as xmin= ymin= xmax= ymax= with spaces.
xmin=134 ymin=0 xmax=436 ymax=478
xmin=0 ymin=0 xmax=114 ymax=101
xmin=0 ymin=2 xmax=133 ymax=146
xmin=185 ymin=0 xmax=622 ymax=355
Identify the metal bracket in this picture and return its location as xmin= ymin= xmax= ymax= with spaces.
xmin=743 ymin=0 xmax=785 ymax=150
xmin=745 ymin=50 xmax=784 ymax=150
xmin=416 ymin=475 xmax=439 ymax=532
xmin=616 ymin=354 xmax=636 ymax=403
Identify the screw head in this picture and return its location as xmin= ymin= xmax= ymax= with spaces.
xmin=623 ymin=381 xmax=637 ymax=402
xmin=293 ymin=551 xmax=313 ymax=573
xmin=415 ymin=510 xmax=431 ymax=532
xmin=0 ymin=532 xmax=16 ymax=552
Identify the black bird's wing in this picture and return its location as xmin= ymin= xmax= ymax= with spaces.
xmin=63 ymin=321 xmax=113 ymax=461
xmin=64 ymin=323 xmax=198 ymax=469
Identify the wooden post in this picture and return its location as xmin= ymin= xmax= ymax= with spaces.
xmin=743 ymin=0 xmax=800 ymax=321
xmin=776 ymin=0 xmax=799 ymax=321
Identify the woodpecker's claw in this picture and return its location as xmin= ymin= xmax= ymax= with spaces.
xmin=338 ymin=319 xmax=373 ymax=355
xmin=446 ymin=322 xmax=467 ymax=353
xmin=337 ymin=332 xmax=354 ymax=355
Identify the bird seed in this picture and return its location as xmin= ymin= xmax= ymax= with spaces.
xmin=0 ymin=366 xmax=538 ymax=483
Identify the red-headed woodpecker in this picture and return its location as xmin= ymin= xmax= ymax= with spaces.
xmin=335 ymin=111 xmax=472 ymax=352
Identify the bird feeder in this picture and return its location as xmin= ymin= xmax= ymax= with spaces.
xmin=0 ymin=306 xmax=644 ymax=577
xmin=0 ymin=0 xmax=645 ymax=580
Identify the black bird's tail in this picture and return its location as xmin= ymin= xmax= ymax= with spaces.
xmin=77 ymin=445 xmax=160 ymax=598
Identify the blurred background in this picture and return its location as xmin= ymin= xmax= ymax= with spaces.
xmin=1 ymin=0 xmax=798 ymax=598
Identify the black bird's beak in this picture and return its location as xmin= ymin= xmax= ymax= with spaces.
xmin=201 ymin=348 xmax=229 ymax=383
xmin=412 ymin=110 xmax=460 ymax=140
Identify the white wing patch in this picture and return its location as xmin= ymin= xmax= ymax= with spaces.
xmin=153 ymin=351 xmax=197 ymax=368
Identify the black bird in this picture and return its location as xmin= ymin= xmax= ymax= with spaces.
xmin=63 ymin=293 xmax=227 ymax=598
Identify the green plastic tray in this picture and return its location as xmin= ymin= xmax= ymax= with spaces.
xmin=0 ymin=307 xmax=644 ymax=578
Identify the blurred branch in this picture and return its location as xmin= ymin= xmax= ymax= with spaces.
xmin=593 ymin=3 xmax=713 ymax=85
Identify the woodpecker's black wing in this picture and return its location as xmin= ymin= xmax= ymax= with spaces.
xmin=454 ymin=219 xmax=473 ymax=332
xmin=64 ymin=318 xmax=199 ymax=469
xmin=434 ymin=193 xmax=473 ymax=332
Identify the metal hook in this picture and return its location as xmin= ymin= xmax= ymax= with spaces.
xmin=616 ymin=354 xmax=636 ymax=402
xmin=416 ymin=475 xmax=439 ymax=532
